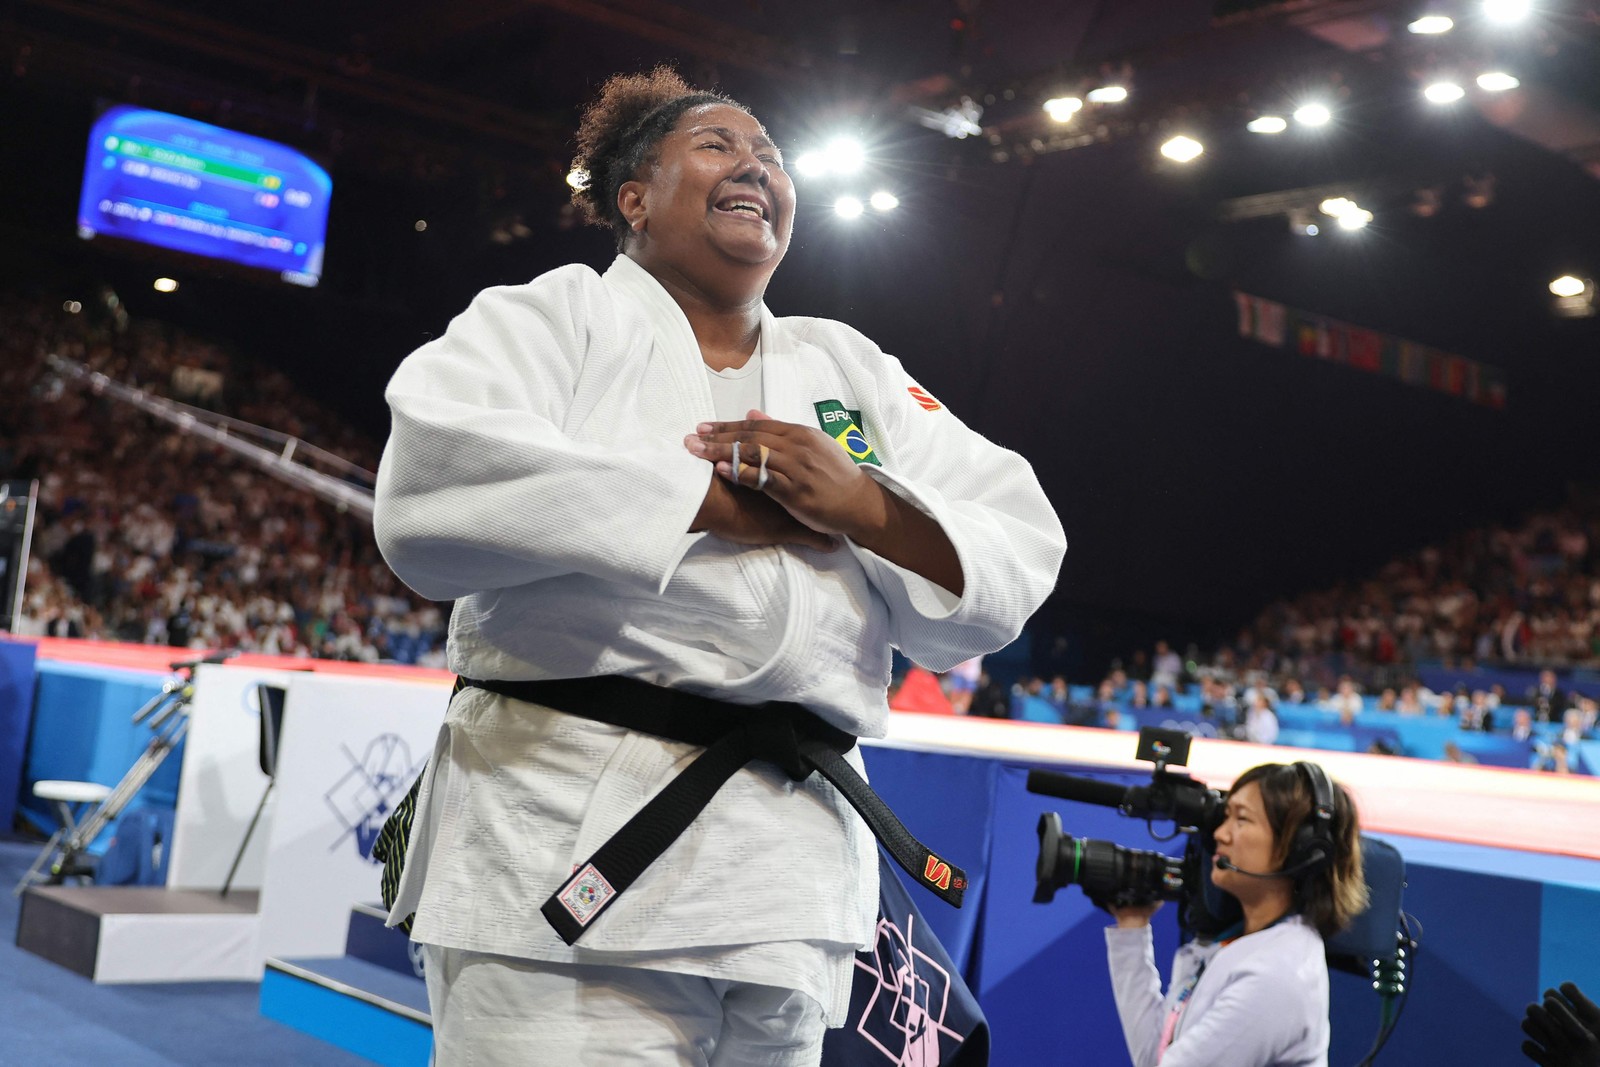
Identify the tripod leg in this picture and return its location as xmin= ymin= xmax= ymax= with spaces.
xmin=221 ymin=780 xmax=273 ymax=898
xmin=13 ymin=828 xmax=67 ymax=896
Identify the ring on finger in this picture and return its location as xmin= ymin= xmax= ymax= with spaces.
xmin=730 ymin=440 xmax=741 ymax=483
xmin=756 ymin=444 xmax=770 ymax=491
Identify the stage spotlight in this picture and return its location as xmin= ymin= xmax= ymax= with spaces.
xmin=1319 ymin=197 xmax=1355 ymax=217
xmin=1477 ymin=71 xmax=1520 ymax=91
xmin=1294 ymin=103 xmax=1332 ymax=127
xmin=1425 ymin=81 xmax=1466 ymax=104
xmin=1159 ymin=135 xmax=1204 ymax=163
xmin=1483 ymin=0 xmax=1532 ymax=23
xmin=153 ymin=277 xmax=178 ymax=293
xmin=1247 ymin=115 xmax=1288 ymax=134
xmin=793 ymin=151 xmax=827 ymax=178
xmin=834 ymin=196 xmax=865 ymax=219
xmin=868 ymin=191 xmax=899 ymax=212
xmin=1336 ymin=208 xmax=1373 ymax=230
xmin=1087 ymin=86 xmax=1128 ymax=104
xmin=62 ymin=300 xmax=82 ymax=314
xmin=824 ymin=138 xmax=866 ymax=175
xmin=565 ymin=168 xmax=589 ymax=190
xmin=1408 ymin=15 xmax=1454 ymax=33
xmin=1044 ymin=96 xmax=1084 ymax=122
xmin=1550 ymin=275 xmax=1595 ymax=318
xmin=414 ymin=219 xmax=428 ymax=232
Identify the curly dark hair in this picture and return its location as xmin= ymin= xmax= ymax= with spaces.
xmin=571 ymin=67 xmax=749 ymax=249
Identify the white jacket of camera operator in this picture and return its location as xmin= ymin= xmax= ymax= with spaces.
xmin=1106 ymin=915 xmax=1330 ymax=1067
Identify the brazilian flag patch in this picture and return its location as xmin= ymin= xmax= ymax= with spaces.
xmin=813 ymin=399 xmax=881 ymax=466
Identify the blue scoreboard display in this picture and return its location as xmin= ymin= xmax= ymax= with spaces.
xmin=77 ymin=105 xmax=333 ymax=286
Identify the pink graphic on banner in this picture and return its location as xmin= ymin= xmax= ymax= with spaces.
xmin=852 ymin=913 xmax=964 ymax=1064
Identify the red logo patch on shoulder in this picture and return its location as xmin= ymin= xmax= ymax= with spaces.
xmin=907 ymin=385 xmax=942 ymax=411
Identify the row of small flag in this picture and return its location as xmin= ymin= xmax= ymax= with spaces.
xmin=1233 ymin=291 xmax=1507 ymax=408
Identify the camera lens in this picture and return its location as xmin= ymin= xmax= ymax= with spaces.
xmin=1035 ymin=812 xmax=1187 ymax=905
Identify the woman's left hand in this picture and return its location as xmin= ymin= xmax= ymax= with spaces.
xmin=685 ymin=409 xmax=887 ymax=539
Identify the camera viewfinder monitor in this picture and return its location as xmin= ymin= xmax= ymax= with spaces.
xmin=77 ymin=104 xmax=332 ymax=287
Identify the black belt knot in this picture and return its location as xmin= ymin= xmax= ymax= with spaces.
xmin=459 ymin=676 xmax=966 ymax=945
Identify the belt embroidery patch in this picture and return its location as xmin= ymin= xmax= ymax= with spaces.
xmin=813 ymin=399 xmax=881 ymax=466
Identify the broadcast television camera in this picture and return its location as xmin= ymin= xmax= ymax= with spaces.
xmin=1028 ymin=728 xmax=1413 ymax=1007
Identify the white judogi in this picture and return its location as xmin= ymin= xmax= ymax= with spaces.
xmin=373 ymin=254 xmax=1065 ymax=1024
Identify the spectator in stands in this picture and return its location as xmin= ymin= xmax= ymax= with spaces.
xmin=1396 ymin=686 xmax=1425 ymax=716
xmin=1153 ymin=685 xmax=1176 ymax=710
xmin=969 ymin=670 xmax=1012 ymax=719
xmin=1244 ymin=691 xmax=1280 ymax=746
xmin=1281 ymin=678 xmax=1309 ymax=704
xmin=1442 ymin=741 xmax=1479 ymax=765
xmin=1530 ymin=670 xmax=1570 ymax=724
xmin=368 ymin=68 xmax=1064 ymax=1064
xmin=1046 ymin=675 xmax=1071 ymax=716
xmin=1326 ymin=678 xmax=1362 ymax=719
xmin=1376 ymin=687 xmax=1399 ymax=712
xmin=1512 ymin=708 xmax=1535 ymax=743
xmin=1534 ymin=741 xmax=1573 ymax=775
xmin=1461 ymin=691 xmax=1497 ymax=732
xmin=1562 ymin=709 xmax=1590 ymax=751
xmin=1104 ymin=762 xmax=1367 ymax=1067
xmin=1151 ymin=640 xmax=1182 ymax=692
xmin=1129 ymin=680 xmax=1150 ymax=709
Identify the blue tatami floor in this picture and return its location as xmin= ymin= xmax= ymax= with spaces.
xmin=0 ymin=839 xmax=373 ymax=1067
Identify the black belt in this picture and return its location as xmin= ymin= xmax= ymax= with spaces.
xmin=460 ymin=675 xmax=967 ymax=945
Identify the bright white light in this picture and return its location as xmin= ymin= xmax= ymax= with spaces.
xmin=1043 ymin=96 xmax=1084 ymax=122
xmin=824 ymin=138 xmax=866 ymax=175
xmin=1305 ymin=223 xmax=1321 ymax=236
xmin=833 ymin=196 xmax=865 ymax=219
xmin=153 ymin=277 xmax=178 ymax=293
xmin=1477 ymin=71 xmax=1521 ymax=91
xmin=414 ymin=219 xmax=428 ymax=232
xmin=1246 ymin=115 xmax=1288 ymax=134
xmin=1549 ymin=275 xmax=1588 ymax=298
xmin=794 ymin=152 xmax=827 ymax=178
xmin=869 ymin=191 xmax=899 ymax=212
xmin=565 ymin=168 xmax=589 ymax=190
xmin=1159 ymin=136 xmax=1204 ymax=163
xmin=1294 ymin=103 xmax=1333 ymax=127
xmin=62 ymin=300 xmax=82 ymax=314
xmin=1483 ymin=0 xmax=1532 ymax=23
xmin=1408 ymin=15 xmax=1454 ymax=33
xmin=1087 ymin=86 xmax=1128 ymax=104
xmin=1425 ymin=81 xmax=1466 ymax=104
xmin=1319 ymin=197 xmax=1355 ymax=217
xmin=1336 ymin=208 xmax=1373 ymax=230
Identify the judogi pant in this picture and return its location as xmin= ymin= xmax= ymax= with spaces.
xmin=422 ymin=944 xmax=827 ymax=1067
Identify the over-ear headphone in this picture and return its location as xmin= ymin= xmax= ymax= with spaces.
xmin=1283 ymin=761 xmax=1337 ymax=877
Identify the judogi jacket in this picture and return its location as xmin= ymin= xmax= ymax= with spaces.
xmin=1105 ymin=916 xmax=1331 ymax=1067
xmin=372 ymin=254 xmax=1065 ymax=1020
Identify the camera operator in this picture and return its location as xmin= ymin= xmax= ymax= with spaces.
xmin=1103 ymin=762 xmax=1367 ymax=1067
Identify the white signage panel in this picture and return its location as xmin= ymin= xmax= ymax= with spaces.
xmin=256 ymin=672 xmax=449 ymax=962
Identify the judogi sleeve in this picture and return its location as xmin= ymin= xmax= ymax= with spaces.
xmin=845 ymin=352 xmax=1065 ymax=671
xmin=374 ymin=266 xmax=712 ymax=602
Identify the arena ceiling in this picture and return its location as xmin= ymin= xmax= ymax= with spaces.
xmin=7 ymin=0 xmax=1600 ymax=657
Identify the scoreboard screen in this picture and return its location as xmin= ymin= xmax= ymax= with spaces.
xmin=77 ymin=105 xmax=332 ymax=287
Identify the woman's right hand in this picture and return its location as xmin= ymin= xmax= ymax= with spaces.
xmin=691 ymin=474 xmax=838 ymax=552
xmin=1109 ymin=901 xmax=1164 ymax=928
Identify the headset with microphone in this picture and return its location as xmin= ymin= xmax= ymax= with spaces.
xmin=1215 ymin=761 xmax=1337 ymax=881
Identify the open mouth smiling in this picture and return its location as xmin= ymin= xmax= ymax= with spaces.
xmin=713 ymin=195 xmax=770 ymax=222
